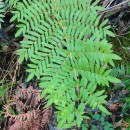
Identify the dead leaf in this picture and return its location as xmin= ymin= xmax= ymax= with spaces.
xmin=113 ymin=119 xmax=123 ymax=128
xmin=108 ymin=103 xmax=118 ymax=112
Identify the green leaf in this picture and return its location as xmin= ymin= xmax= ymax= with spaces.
xmin=108 ymin=76 xmax=121 ymax=83
xmin=15 ymin=28 xmax=23 ymax=37
xmin=106 ymin=30 xmax=115 ymax=37
xmin=57 ymin=119 xmax=66 ymax=128
xmin=75 ymin=112 xmax=83 ymax=127
xmin=93 ymin=114 xmax=100 ymax=120
xmin=45 ymin=99 xmax=53 ymax=107
xmin=98 ymin=105 xmax=111 ymax=115
xmin=27 ymin=73 xmax=34 ymax=82
xmin=10 ymin=14 xmax=17 ymax=22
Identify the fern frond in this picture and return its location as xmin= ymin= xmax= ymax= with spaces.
xmin=0 ymin=0 xmax=5 ymax=28
xmin=52 ymin=81 xmax=109 ymax=128
xmin=8 ymin=0 xmax=121 ymax=128
xmin=110 ymin=63 xmax=130 ymax=78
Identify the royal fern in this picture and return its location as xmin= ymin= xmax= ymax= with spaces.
xmin=7 ymin=0 xmax=121 ymax=128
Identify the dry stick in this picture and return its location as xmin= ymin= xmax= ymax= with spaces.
xmin=100 ymin=0 xmax=130 ymax=16
xmin=102 ymin=0 xmax=115 ymax=8
xmin=12 ymin=58 xmax=19 ymax=83
xmin=99 ymin=0 xmax=130 ymax=31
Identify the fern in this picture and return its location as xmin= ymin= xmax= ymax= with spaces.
xmin=0 ymin=0 xmax=5 ymax=28
xmin=110 ymin=63 xmax=130 ymax=78
xmin=120 ymin=84 xmax=130 ymax=115
xmin=92 ymin=113 xmax=114 ymax=130
xmin=8 ymin=0 xmax=121 ymax=128
xmin=110 ymin=63 xmax=130 ymax=87
xmin=111 ymin=63 xmax=130 ymax=115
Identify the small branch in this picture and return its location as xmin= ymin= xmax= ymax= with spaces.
xmin=100 ymin=0 xmax=130 ymax=16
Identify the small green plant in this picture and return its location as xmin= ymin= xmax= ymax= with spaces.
xmin=110 ymin=63 xmax=130 ymax=78
xmin=91 ymin=113 xmax=114 ymax=130
xmin=111 ymin=63 xmax=130 ymax=114
xmin=5 ymin=0 xmax=121 ymax=128
xmin=121 ymin=85 xmax=130 ymax=114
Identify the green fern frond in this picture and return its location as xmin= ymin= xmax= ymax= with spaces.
xmin=121 ymin=97 xmax=130 ymax=114
xmin=0 ymin=0 xmax=5 ymax=28
xmin=110 ymin=63 xmax=130 ymax=78
xmin=111 ymin=63 xmax=130 ymax=114
xmin=8 ymin=0 xmax=121 ymax=128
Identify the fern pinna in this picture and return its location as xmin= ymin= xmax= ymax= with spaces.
xmin=8 ymin=0 xmax=121 ymax=128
